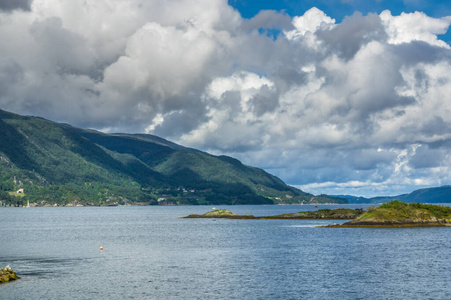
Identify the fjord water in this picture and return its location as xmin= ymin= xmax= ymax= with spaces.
xmin=1 ymin=205 xmax=451 ymax=299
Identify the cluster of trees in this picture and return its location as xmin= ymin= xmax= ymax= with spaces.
xmin=0 ymin=179 xmax=14 ymax=192
xmin=0 ymin=190 xmax=20 ymax=206
xmin=0 ymin=176 xmax=18 ymax=206
xmin=21 ymin=183 xmax=150 ymax=206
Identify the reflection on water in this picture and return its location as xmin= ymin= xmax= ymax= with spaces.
xmin=1 ymin=205 xmax=451 ymax=299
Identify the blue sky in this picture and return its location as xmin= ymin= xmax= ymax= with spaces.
xmin=1 ymin=0 xmax=451 ymax=197
xmin=229 ymin=0 xmax=451 ymax=19
xmin=229 ymin=0 xmax=451 ymax=43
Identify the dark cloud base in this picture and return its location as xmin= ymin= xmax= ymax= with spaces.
xmin=0 ymin=0 xmax=32 ymax=12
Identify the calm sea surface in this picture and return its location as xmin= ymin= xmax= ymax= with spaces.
xmin=1 ymin=204 xmax=451 ymax=299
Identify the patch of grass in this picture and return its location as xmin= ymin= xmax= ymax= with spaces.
xmin=8 ymin=192 xmax=25 ymax=198
xmin=204 ymin=209 xmax=236 ymax=216
xmin=358 ymin=200 xmax=451 ymax=221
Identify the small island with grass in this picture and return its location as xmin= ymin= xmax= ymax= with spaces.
xmin=327 ymin=201 xmax=451 ymax=227
xmin=183 ymin=208 xmax=364 ymax=219
xmin=184 ymin=209 xmax=256 ymax=219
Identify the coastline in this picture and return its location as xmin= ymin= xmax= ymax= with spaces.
xmin=0 ymin=202 xmax=363 ymax=208
xmin=324 ymin=223 xmax=451 ymax=228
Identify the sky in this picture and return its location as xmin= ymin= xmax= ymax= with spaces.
xmin=0 ymin=0 xmax=451 ymax=197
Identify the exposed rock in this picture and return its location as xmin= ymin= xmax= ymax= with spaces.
xmin=0 ymin=265 xmax=19 ymax=284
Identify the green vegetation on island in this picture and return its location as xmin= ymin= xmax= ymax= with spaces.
xmin=0 ymin=109 xmax=346 ymax=206
xmin=328 ymin=201 xmax=451 ymax=227
xmin=184 ymin=208 xmax=363 ymax=219
xmin=263 ymin=208 xmax=363 ymax=219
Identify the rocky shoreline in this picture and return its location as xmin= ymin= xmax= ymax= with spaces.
xmin=326 ymin=222 xmax=451 ymax=228
xmin=325 ymin=201 xmax=451 ymax=227
xmin=0 ymin=266 xmax=19 ymax=284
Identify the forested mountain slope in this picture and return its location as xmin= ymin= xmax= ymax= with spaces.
xmin=0 ymin=109 xmax=344 ymax=206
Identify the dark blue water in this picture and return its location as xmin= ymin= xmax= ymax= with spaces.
xmin=1 ymin=205 xmax=451 ymax=299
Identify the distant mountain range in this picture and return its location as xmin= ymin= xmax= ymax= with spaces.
xmin=332 ymin=185 xmax=451 ymax=204
xmin=0 ymin=109 xmax=344 ymax=206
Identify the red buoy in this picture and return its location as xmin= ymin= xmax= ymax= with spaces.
xmin=100 ymin=247 xmax=104 ymax=251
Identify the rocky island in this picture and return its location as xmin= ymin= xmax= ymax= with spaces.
xmin=0 ymin=266 xmax=19 ymax=284
xmin=327 ymin=201 xmax=451 ymax=227
xmin=183 ymin=209 xmax=256 ymax=219
xmin=184 ymin=202 xmax=451 ymax=227
xmin=183 ymin=208 xmax=363 ymax=219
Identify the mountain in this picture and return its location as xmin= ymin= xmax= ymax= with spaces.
xmin=0 ymin=109 xmax=345 ymax=206
xmin=335 ymin=186 xmax=451 ymax=204
xmin=396 ymin=186 xmax=451 ymax=203
xmin=332 ymin=195 xmax=369 ymax=204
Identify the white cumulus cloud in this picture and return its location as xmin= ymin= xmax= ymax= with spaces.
xmin=380 ymin=10 xmax=451 ymax=48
